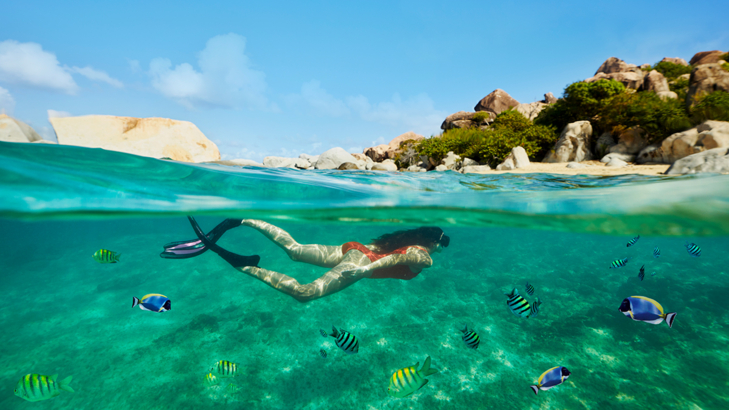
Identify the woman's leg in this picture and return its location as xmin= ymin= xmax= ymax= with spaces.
xmin=241 ymin=219 xmax=344 ymax=268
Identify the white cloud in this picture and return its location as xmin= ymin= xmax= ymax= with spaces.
xmin=0 ymin=86 xmax=14 ymax=114
xmin=67 ymin=66 xmax=123 ymax=88
xmin=149 ymin=33 xmax=270 ymax=110
xmin=0 ymin=40 xmax=78 ymax=94
xmin=47 ymin=109 xmax=72 ymax=118
xmin=285 ymin=80 xmax=350 ymax=117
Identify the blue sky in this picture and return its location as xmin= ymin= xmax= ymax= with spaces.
xmin=1 ymin=1 xmax=727 ymax=161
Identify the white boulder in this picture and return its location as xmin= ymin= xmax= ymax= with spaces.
xmin=371 ymin=161 xmax=398 ymax=171
xmin=543 ymin=121 xmax=593 ymax=163
xmin=496 ymin=146 xmax=530 ymax=170
xmin=0 ymin=114 xmax=46 ymax=143
xmin=315 ymin=147 xmax=358 ymax=170
xmin=606 ymin=158 xmax=628 ymax=167
xmin=666 ymin=147 xmax=729 ymax=175
xmin=263 ymin=156 xmax=310 ymax=168
xmin=462 ymin=165 xmax=491 ymax=173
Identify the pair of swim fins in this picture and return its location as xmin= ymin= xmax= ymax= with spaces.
xmin=160 ymin=217 xmax=260 ymax=268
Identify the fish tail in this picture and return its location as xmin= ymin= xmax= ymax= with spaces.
xmin=459 ymin=324 xmax=468 ymax=334
xmin=59 ymin=376 xmax=74 ymax=393
xmin=115 ymin=253 xmax=121 ymax=262
xmin=132 ymin=297 xmax=140 ymax=308
xmin=329 ymin=326 xmax=339 ymax=338
xmin=530 ymin=385 xmax=540 ymax=395
xmin=665 ymin=312 xmax=677 ymax=329
xmin=420 ymin=356 xmax=439 ymax=377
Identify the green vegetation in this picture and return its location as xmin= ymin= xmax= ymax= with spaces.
xmin=651 ymin=61 xmax=693 ymax=81
xmin=471 ymin=111 xmax=491 ymax=124
xmin=670 ymin=77 xmax=690 ymax=100
xmin=691 ymin=91 xmax=729 ymax=123
xmin=534 ymin=80 xmax=625 ymax=133
xmin=598 ymin=92 xmax=691 ymax=144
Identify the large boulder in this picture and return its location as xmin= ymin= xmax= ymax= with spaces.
xmin=595 ymin=57 xmax=642 ymax=74
xmin=496 ymin=146 xmax=530 ymax=170
xmin=686 ymin=63 xmax=729 ymax=107
xmin=363 ymin=131 xmax=424 ymax=161
xmin=609 ymin=127 xmax=647 ymax=155
xmin=315 ymin=147 xmax=358 ymax=169
xmin=363 ymin=144 xmax=390 ymax=162
xmin=441 ymin=111 xmax=484 ymax=130
xmin=699 ymin=121 xmax=729 ymax=149
xmin=474 ymin=89 xmax=520 ymax=117
xmin=660 ymin=57 xmax=689 ymax=66
xmin=585 ymin=71 xmax=644 ymax=90
xmin=442 ymin=151 xmax=461 ymax=170
xmin=635 ymin=121 xmax=729 ymax=164
xmin=544 ymin=92 xmax=558 ymax=104
xmin=0 ymin=114 xmax=45 ymax=143
xmin=689 ymin=50 xmax=727 ymax=66
xmin=595 ymin=132 xmax=616 ymax=158
xmin=263 ymin=156 xmax=310 ymax=168
xmin=50 ymin=115 xmax=220 ymax=162
xmin=666 ymin=147 xmax=729 ymax=175
xmin=371 ymin=160 xmax=397 ymax=171
xmin=515 ymin=101 xmax=547 ymax=121
xmin=642 ymin=70 xmax=670 ymax=93
xmin=543 ymin=121 xmax=593 ymax=163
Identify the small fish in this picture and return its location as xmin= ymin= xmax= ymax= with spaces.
xmin=226 ymin=383 xmax=239 ymax=395
xmin=530 ymin=297 xmax=542 ymax=317
xmin=627 ymin=236 xmax=640 ymax=247
xmin=685 ymin=242 xmax=701 ymax=257
xmin=505 ymin=288 xmax=532 ymax=318
xmin=525 ymin=282 xmax=535 ymax=296
xmin=638 ymin=265 xmax=645 ymax=281
xmin=653 ymin=247 xmax=660 ymax=258
xmin=651 ymin=272 xmax=656 ymax=277
xmin=132 ymin=294 xmax=171 ymax=312
xmin=204 ymin=373 xmax=218 ymax=386
xmin=92 ymin=249 xmax=121 ymax=264
xmin=325 ymin=326 xmax=359 ymax=354
xmin=388 ymin=356 xmax=439 ymax=398
xmin=609 ymin=257 xmax=629 ymax=269
xmin=319 ymin=329 xmax=328 ymax=338
xmin=459 ymin=325 xmax=480 ymax=349
xmin=211 ymin=360 xmax=238 ymax=378
xmin=530 ymin=366 xmax=570 ymax=395
xmin=14 ymin=374 xmax=74 ymax=402
xmin=319 ymin=349 xmax=327 ymax=359
xmin=618 ymin=296 xmax=677 ymax=328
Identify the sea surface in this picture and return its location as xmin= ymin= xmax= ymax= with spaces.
xmin=1 ymin=141 xmax=728 ymax=409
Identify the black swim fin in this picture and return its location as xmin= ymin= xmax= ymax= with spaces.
xmin=160 ymin=218 xmax=242 ymax=259
xmin=188 ymin=216 xmax=260 ymax=268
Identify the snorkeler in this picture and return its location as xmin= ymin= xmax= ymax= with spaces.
xmin=161 ymin=217 xmax=449 ymax=303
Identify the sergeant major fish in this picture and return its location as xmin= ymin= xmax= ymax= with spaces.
xmin=505 ymin=288 xmax=532 ymax=318
xmin=211 ymin=360 xmax=238 ymax=378
xmin=618 ymin=296 xmax=677 ymax=328
xmin=92 ymin=249 xmax=120 ymax=264
xmin=525 ymin=282 xmax=535 ymax=296
xmin=653 ymin=247 xmax=660 ymax=258
xmin=626 ymin=236 xmax=640 ymax=247
xmin=459 ymin=325 xmax=480 ymax=349
xmin=685 ymin=242 xmax=701 ymax=257
xmin=388 ymin=356 xmax=439 ymax=398
xmin=14 ymin=374 xmax=74 ymax=402
xmin=530 ymin=366 xmax=570 ymax=395
xmin=609 ymin=257 xmax=629 ymax=269
xmin=530 ymin=297 xmax=542 ymax=317
xmin=204 ymin=373 xmax=218 ymax=386
xmin=325 ymin=326 xmax=359 ymax=354
xmin=132 ymin=294 xmax=171 ymax=312
xmin=638 ymin=265 xmax=645 ymax=281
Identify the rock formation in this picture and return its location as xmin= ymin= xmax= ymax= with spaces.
xmin=50 ymin=115 xmax=220 ymax=163
xmin=0 ymin=114 xmax=46 ymax=143
xmin=636 ymin=121 xmax=729 ymax=164
xmin=315 ymin=147 xmax=359 ymax=170
xmin=609 ymin=127 xmax=647 ymax=155
xmin=689 ymin=50 xmax=727 ymax=66
xmin=496 ymin=146 xmax=530 ymax=170
xmin=474 ymin=89 xmax=520 ymax=118
xmin=642 ymin=70 xmax=670 ymax=93
xmin=660 ymin=57 xmax=689 ymax=66
xmin=666 ymin=147 xmax=729 ymax=175
xmin=686 ymin=63 xmax=729 ymax=106
xmin=363 ymin=131 xmax=424 ymax=161
xmin=543 ymin=121 xmax=593 ymax=163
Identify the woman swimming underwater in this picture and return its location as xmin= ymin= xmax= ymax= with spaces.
xmin=161 ymin=217 xmax=449 ymax=303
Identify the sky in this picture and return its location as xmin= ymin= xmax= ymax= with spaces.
xmin=1 ymin=1 xmax=727 ymax=161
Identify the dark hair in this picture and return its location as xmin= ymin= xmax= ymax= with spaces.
xmin=369 ymin=227 xmax=448 ymax=253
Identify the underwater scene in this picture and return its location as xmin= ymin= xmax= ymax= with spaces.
xmin=1 ymin=142 xmax=729 ymax=410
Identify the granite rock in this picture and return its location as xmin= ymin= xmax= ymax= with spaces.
xmin=544 ymin=121 xmax=593 ymax=163
xmin=666 ymin=147 xmax=729 ymax=175
xmin=0 ymin=114 xmax=45 ymax=143
xmin=315 ymin=147 xmax=358 ymax=169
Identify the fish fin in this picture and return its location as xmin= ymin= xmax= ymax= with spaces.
xmin=421 ymin=379 xmax=429 ymax=389
xmin=329 ymin=326 xmax=339 ymax=337
xmin=50 ymin=374 xmax=58 ymax=381
xmin=665 ymin=312 xmax=677 ymax=328
xmin=421 ymin=356 xmax=439 ymax=377
xmin=59 ymin=376 xmax=74 ymax=393
xmin=530 ymin=385 xmax=540 ymax=395
xmin=132 ymin=297 xmax=140 ymax=308
xmin=115 ymin=253 xmax=121 ymax=262
xmin=459 ymin=324 xmax=467 ymax=334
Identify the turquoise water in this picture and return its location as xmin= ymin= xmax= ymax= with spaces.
xmin=1 ymin=141 xmax=729 ymax=409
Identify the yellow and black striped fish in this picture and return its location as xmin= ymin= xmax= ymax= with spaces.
xmin=388 ymin=356 xmax=439 ymax=398
xmin=92 ymin=249 xmax=121 ymax=264
xmin=211 ymin=360 xmax=238 ymax=378
xmin=459 ymin=325 xmax=480 ymax=349
xmin=505 ymin=288 xmax=532 ymax=318
xmin=204 ymin=373 xmax=218 ymax=386
xmin=14 ymin=374 xmax=74 ymax=402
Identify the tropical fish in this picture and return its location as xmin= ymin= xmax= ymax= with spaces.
xmin=525 ymin=282 xmax=535 ymax=296
xmin=319 ymin=349 xmax=327 ymax=359
xmin=505 ymin=288 xmax=532 ymax=318
xmin=319 ymin=329 xmax=328 ymax=338
xmin=530 ymin=297 xmax=542 ymax=317
xmin=626 ymin=236 xmax=640 ymax=247
xmin=326 ymin=326 xmax=359 ymax=354
xmin=388 ymin=356 xmax=439 ymax=398
xmin=685 ymin=242 xmax=701 ymax=257
xmin=530 ymin=366 xmax=570 ymax=395
xmin=609 ymin=257 xmax=629 ymax=269
xmin=618 ymin=296 xmax=677 ymax=328
xmin=653 ymin=247 xmax=660 ymax=258
xmin=638 ymin=265 xmax=645 ymax=281
xmin=211 ymin=360 xmax=238 ymax=378
xmin=14 ymin=374 xmax=74 ymax=402
xmin=459 ymin=325 xmax=480 ymax=349
xmin=204 ymin=373 xmax=218 ymax=386
xmin=226 ymin=383 xmax=239 ymax=395
xmin=92 ymin=249 xmax=120 ymax=264
xmin=132 ymin=294 xmax=171 ymax=312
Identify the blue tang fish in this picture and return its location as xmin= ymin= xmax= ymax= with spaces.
xmin=618 ymin=296 xmax=676 ymax=328
xmin=530 ymin=366 xmax=570 ymax=395
xmin=132 ymin=294 xmax=171 ymax=312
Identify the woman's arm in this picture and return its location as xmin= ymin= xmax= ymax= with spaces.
xmin=342 ymin=248 xmax=432 ymax=278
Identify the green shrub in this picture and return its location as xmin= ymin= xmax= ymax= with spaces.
xmin=691 ymin=91 xmax=729 ymax=123
xmin=598 ymin=91 xmax=691 ymax=144
xmin=472 ymin=111 xmax=491 ymax=124
xmin=651 ymin=61 xmax=693 ymax=81
xmin=670 ymin=77 xmax=690 ymax=100
xmin=535 ymin=79 xmax=625 ymax=133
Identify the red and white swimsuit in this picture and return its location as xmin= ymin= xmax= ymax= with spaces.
xmin=341 ymin=242 xmax=427 ymax=280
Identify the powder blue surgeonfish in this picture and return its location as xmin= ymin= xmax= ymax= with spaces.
xmin=618 ymin=296 xmax=676 ymax=328
xmin=530 ymin=366 xmax=570 ymax=395
xmin=132 ymin=294 xmax=171 ymax=312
